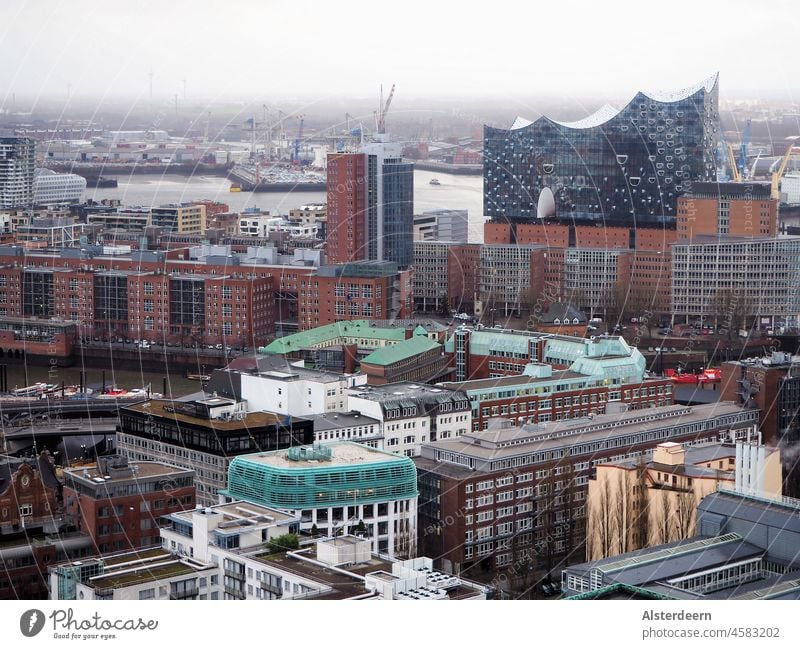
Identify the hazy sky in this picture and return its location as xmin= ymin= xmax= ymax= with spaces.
xmin=1 ymin=0 xmax=798 ymax=107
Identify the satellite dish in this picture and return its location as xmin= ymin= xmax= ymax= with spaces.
xmin=537 ymin=187 xmax=556 ymax=219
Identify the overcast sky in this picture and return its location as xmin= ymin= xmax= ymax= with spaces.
xmin=1 ymin=0 xmax=798 ymax=107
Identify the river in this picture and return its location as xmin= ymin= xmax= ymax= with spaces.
xmin=87 ymin=169 xmax=486 ymax=242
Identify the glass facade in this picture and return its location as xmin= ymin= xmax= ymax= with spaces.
xmin=484 ymin=75 xmax=719 ymax=226
xmin=381 ymin=158 xmax=414 ymax=269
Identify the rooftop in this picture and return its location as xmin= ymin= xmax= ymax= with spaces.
xmin=360 ymin=335 xmax=441 ymax=366
xmin=418 ymin=402 xmax=757 ymax=465
xmin=235 ymin=441 xmax=409 ymax=470
xmin=167 ymin=501 xmax=296 ymax=529
xmin=124 ymin=399 xmax=289 ymax=431
xmin=307 ymin=411 xmax=381 ymax=431
xmin=64 ymin=458 xmax=192 ymax=486
xmin=260 ymin=319 xmax=408 ymax=354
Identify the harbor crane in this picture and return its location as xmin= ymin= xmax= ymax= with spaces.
xmin=770 ymin=138 xmax=800 ymax=200
xmin=738 ymin=119 xmax=751 ymax=179
xmin=292 ymin=115 xmax=305 ymax=165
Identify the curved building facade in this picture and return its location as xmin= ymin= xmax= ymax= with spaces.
xmin=484 ymin=74 xmax=719 ymax=226
xmin=222 ymin=442 xmax=418 ymax=557
xmin=33 ymin=168 xmax=86 ymax=205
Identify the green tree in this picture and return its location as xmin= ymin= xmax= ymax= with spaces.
xmin=266 ymin=533 xmax=300 ymax=554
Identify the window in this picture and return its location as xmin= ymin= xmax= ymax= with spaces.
xmin=139 ymin=588 xmax=155 ymax=600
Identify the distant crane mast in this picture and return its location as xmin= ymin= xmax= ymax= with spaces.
xmin=738 ymin=119 xmax=751 ymax=180
xmin=771 ymin=139 xmax=799 ymax=200
xmin=374 ymin=83 xmax=396 ymax=135
xmin=292 ymin=115 xmax=305 ymax=165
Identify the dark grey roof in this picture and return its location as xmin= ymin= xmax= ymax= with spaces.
xmin=567 ymin=534 xmax=760 ymax=584
xmin=539 ymin=303 xmax=587 ymax=324
xmin=308 ymin=411 xmax=380 ymax=431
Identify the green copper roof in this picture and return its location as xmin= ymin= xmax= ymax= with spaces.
xmin=259 ymin=320 xmax=408 ymax=354
xmin=361 ymin=335 xmax=441 ymax=367
xmin=221 ymin=441 xmax=418 ymax=509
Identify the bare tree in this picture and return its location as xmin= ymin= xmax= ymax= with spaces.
xmin=630 ymin=458 xmax=650 ymax=551
xmin=674 ymin=489 xmax=695 ymax=540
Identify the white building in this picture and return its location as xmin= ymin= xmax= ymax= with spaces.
xmin=782 ymin=172 xmax=800 ymax=205
xmin=347 ymin=382 xmax=472 ymax=457
xmin=308 ymin=411 xmax=383 ymax=446
xmin=207 ymin=357 xmax=366 ymax=417
xmin=0 ymin=137 xmax=35 ymax=208
xmin=50 ymin=550 xmax=218 ymax=601
xmin=32 ymin=168 xmax=86 ymax=204
xmin=671 ymin=235 xmax=800 ymax=328
xmin=222 ymin=442 xmax=419 ymax=557
xmin=238 ymin=213 xmax=279 ymax=237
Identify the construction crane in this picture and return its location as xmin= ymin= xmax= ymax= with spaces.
xmin=771 ymin=140 xmax=799 ymax=200
xmin=749 ymin=149 xmax=762 ymax=181
xmin=738 ymin=119 xmax=751 ymax=179
xmin=292 ymin=114 xmax=305 ymax=165
xmin=374 ymin=83 xmax=396 ymax=135
xmin=726 ymin=143 xmax=742 ymax=183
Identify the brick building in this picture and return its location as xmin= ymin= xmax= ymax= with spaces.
xmin=0 ymin=245 xmax=314 ymax=346
xmin=326 ymin=152 xmax=370 ymax=265
xmin=297 ymin=261 xmax=412 ymax=331
xmin=63 ymin=455 xmax=195 ymax=554
xmin=677 ymin=182 xmax=777 ymax=239
xmin=0 ymin=452 xmax=94 ymax=600
xmin=360 ymin=331 xmax=449 ymax=385
xmin=415 ymin=403 xmax=760 ymax=579
xmin=441 ymin=330 xmax=674 ymax=432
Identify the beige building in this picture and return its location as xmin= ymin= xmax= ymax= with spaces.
xmin=586 ymin=439 xmax=782 ymax=561
xmin=150 ymin=204 xmax=206 ymax=233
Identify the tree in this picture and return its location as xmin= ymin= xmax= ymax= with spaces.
xmin=266 ymin=533 xmax=299 ymax=554
xmin=674 ymin=490 xmax=695 ymax=540
xmin=630 ymin=458 xmax=650 ymax=551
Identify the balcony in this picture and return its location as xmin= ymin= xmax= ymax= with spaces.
xmin=224 ymin=585 xmax=246 ymax=599
xmin=223 ymin=568 xmax=245 ymax=580
xmin=169 ymin=586 xmax=199 ymax=600
xmin=259 ymin=580 xmax=283 ymax=596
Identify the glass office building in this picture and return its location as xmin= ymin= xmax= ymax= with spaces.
xmin=484 ymin=74 xmax=719 ymax=226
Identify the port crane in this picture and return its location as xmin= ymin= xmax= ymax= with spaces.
xmin=374 ymin=83 xmax=396 ymax=135
xmin=292 ymin=115 xmax=305 ymax=165
xmin=738 ymin=119 xmax=751 ymax=179
xmin=770 ymin=138 xmax=800 ymax=200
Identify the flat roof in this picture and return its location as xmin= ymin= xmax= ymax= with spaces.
xmin=441 ymin=369 xmax=585 ymax=391
xmin=238 ymin=441 xmax=408 ymax=469
xmin=64 ymin=461 xmax=191 ymax=483
xmin=307 ymin=411 xmax=380 ymax=431
xmin=349 ymin=382 xmax=467 ymax=401
xmin=124 ymin=399 xmax=291 ymax=430
xmin=168 ymin=501 xmax=296 ymax=528
xmin=420 ymin=402 xmax=756 ymax=461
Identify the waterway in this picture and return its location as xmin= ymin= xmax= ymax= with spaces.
xmin=1 ymin=362 xmax=199 ymax=398
xmin=87 ymin=169 xmax=486 ymax=242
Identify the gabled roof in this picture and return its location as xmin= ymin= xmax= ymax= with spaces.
xmin=361 ymin=336 xmax=441 ymax=367
xmin=539 ymin=303 xmax=587 ymax=324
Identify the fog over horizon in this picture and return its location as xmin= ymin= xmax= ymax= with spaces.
xmin=1 ymin=0 xmax=799 ymax=112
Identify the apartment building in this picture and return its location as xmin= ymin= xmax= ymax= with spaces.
xmin=671 ymin=235 xmax=800 ymax=328
xmin=416 ymin=403 xmax=760 ymax=576
xmin=347 ymin=382 xmax=472 ymax=457
xmin=117 ymin=394 xmax=314 ymax=506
